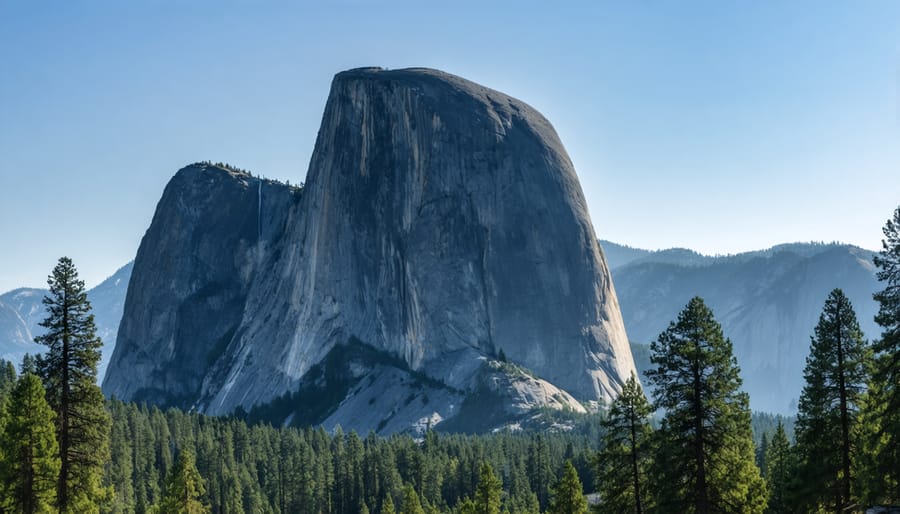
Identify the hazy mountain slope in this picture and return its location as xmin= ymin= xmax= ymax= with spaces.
xmin=0 ymin=262 xmax=133 ymax=379
xmin=103 ymin=67 xmax=637 ymax=434
xmin=599 ymin=241 xmax=652 ymax=269
xmin=605 ymin=241 xmax=879 ymax=413
xmin=0 ymin=287 xmax=46 ymax=336
xmin=87 ymin=262 xmax=133 ymax=379
xmin=0 ymin=300 xmax=33 ymax=363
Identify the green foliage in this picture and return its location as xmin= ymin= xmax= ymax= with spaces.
xmin=35 ymin=257 xmax=111 ymax=513
xmin=0 ymin=359 xmax=16 ymax=402
xmin=646 ymin=297 xmax=767 ymax=514
xmin=97 ymin=399 xmax=599 ymax=513
xmin=763 ymin=422 xmax=794 ymax=514
xmin=195 ymin=161 xmax=304 ymax=192
xmin=548 ymin=460 xmax=587 ymax=514
xmin=154 ymin=450 xmax=209 ymax=514
xmin=0 ymin=373 xmax=60 ymax=514
xmin=473 ymin=462 xmax=501 ymax=514
xmin=400 ymin=483 xmax=425 ymax=514
xmin=526 ymin=434 xmax=554 ymax=509
xmin=755 ymin=432 xmax=769 ymax=479
xmin=382 ymin=494 xmax=396 ymax=514
xmin=793 ymin=289 xmax=870 ymax=512
xmin=750 ymin=412 xmax=795 ymax=447
xmin=596 ymin=373 xmax=653 ymax=514
xmin=861 ymin=205 xmax=900 ymax=506
xmin=21 ymin=353 xmax=38 ymax=376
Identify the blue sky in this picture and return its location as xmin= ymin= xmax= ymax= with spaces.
xmin=1 ymin=1 xmax=898 ymax=292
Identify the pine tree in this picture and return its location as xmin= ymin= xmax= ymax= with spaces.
xmin=526 ymin=435 xmax=552 ymax=508
xmin=861 ymin=205 xmax=900 ymax=505
xmin=756 ymin=433 xmax=769 ymax=479
xmin=793 ymin=289 xmax=869 ymax=512
xmin=35 ymin=257 xmax=112 ymax=513
xmin=473 ymin=462 xmax=501 ymax=514
xmin=0 ymin=359 xmax=16 ymax=401
xmin=105 ymin=401 xmax=135 ymax=514
xmin=382 ymin=494 xmax=396 ymax=514
xmin=457 ymin=498 xmax=476 ymax=514
xmin=0 ymin=373 xmax=60 ymax=514
xmin=646 ymin=297 xmax=767 ymax=514
xmin=401 ymin=483 xmax=425 ymax=514
xmin=596 ymin=373 xmax=653 ymax=514
xmin=155 ymin=449 xmax=210 ymax=514
xmin=20 ymin=353 xmax=38 ymax=376
xmin=764 ymin=422 xmax=793 ymax=513
xmin=548 ymin=460 xmax=587 ymax=514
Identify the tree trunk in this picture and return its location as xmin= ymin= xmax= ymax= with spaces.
xmin=59 ymin=289 xmax=70 ymax=512
xmin=629 ymin=404 xmax=644 ymax=514
xmin=693 ymin=363 xmax=709 ymax=514
xmin=835 ymin=298 xmax=852 ymax=512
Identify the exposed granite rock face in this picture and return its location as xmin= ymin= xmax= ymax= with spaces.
xmin=103 ymin=67 xmax=637 ymax=429
xmin=0 ymin=300 xmax=32 ymax=363
xmin=103 ymin=167 xmax=297 ymax=405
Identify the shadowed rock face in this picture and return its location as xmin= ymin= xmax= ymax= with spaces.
xmin=103 ymin=168 xmax=297 ymax=406
xmin=103 ymin=67 xmax=636 ymax=427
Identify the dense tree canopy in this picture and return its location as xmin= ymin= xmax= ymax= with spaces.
xmin=0 ymin=373 xmax=60 ymax=514
xmin=7 ymin=234 xmax=900 ymax=514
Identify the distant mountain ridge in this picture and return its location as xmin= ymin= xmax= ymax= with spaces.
xmin=602 ymin=240 xmax=870 ymax=270
xmin=601 ymin=240 xmax=880 ymax=414
xmin=0 ymin=262 xmax=133 ymax=380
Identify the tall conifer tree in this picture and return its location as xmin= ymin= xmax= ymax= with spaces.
xmin=596 ymin=373 xmax=653 ymax=514
xmin=381 ymin=494 xmax=396 ymax=514
xmin=548 ymin=460 xmax=588 ymax=514
xmin=0 ymin=373 xmax=60 ymax=514
xmin=861 ymin=205 xmax=900 ymax=505
xmin=764 ymin=422 xmax=793 ymax=514
xmin=400 ymin=484 xmax=425 ymax=514
xmin=154 ymin=449 xmax=209 ymax=514
xmin=35 ymin=257 xmax=111 ymax=512
xmin=647 ymin=297 xmax=767 ymax=514
xmin=473 ymin=462 xmax=501 ymax=514
xmin=0 ymin=359 xmax=16 ymax=401
xmin=793 ymin=289 xmax=869 ymax=512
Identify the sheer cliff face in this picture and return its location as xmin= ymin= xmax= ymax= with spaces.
xmin=103 ymin=67 xmax=636 ymax=422
xmin=104 ymin=168 xmax=297 ymax=406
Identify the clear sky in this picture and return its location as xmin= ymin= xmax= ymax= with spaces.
xmin=1 ymin=1 xmax=898 ymax=293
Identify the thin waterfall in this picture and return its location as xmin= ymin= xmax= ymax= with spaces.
xmin=257 ymin=178 xmax=262 ymax=241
